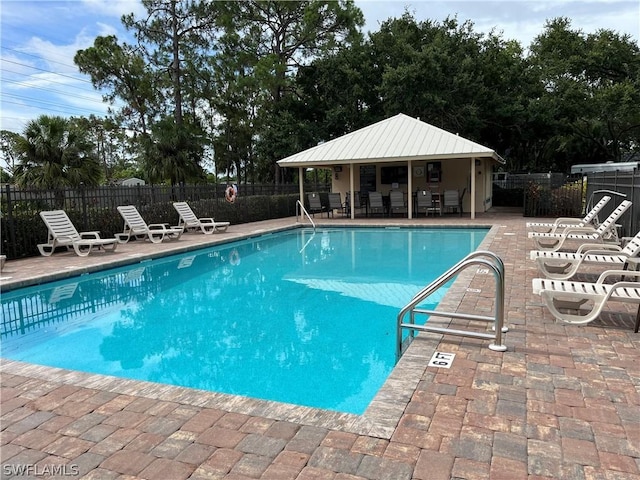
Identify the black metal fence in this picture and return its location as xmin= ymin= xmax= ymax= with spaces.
xmin=521 ymin=169 xmax=639 ymax=238
xmin=493 ymin=173 xmax=569 ymax=208
xmin=583 ymin=171 xmax=639 ymax=239
xmin=522 ymin=175 xmax=585 ymax=218
xmin=0 ymin=183 xmax=330 ymax=260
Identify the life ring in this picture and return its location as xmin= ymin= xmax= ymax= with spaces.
xmin=229 ymin=248 xmax=241 ymax=266
xmin=225 ymin=185 xmax=237 ymax=203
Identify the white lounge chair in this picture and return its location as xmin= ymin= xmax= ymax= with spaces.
xmin=116 ymin=205 xmax=184 ymax=244
xmin=526 ymin=195 xmax=611 ymax=233
xmin=533 ymin=270 xmax=640 ymax=331
xmin=38 ymin=210 xmax=118 ymax=257
xmin=527 ymin=200 xmax=632 ymax=251
xmin=530 ymin=231 xmax=640 ymax=280
xmin=173 ymin=202 xmax=229 ymax=234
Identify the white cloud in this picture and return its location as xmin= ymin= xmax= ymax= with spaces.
xmin=357 ymin=0 xmax=639 ymax=47
xmin=95 ymin=22 xmax=121 ymax=37
xmin=81 ymin=0 xmax=145 ymax=18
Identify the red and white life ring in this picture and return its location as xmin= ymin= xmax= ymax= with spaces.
xmin=225 ymin=185 xmax=237 ymax=203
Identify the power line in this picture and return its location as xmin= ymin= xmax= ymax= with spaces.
xmin=2 ymin=78 xmax=109 ymax=106
xmin=2 ymin=92 xmax=104 ymax=111
xmin=1 ymin=58 xmax=94 ymax=85
xmin=1 ymin=45 xmax=82 ymax=72
xmin=1 ymin=67 xmax=103 ymax=97
xmin=1 ymin=96 xmax=109 ymax=116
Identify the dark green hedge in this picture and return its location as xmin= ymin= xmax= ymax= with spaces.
xmin=1 ymin=194 xmax=299 ymax=260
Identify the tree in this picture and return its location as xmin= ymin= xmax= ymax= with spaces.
xmin=13 ymin=116 xmax=102 ymax=205
xmin=75 ymin=35 xmax=158 ymax=136
xmin=122 ymin=0 xmax=232 ymax=126
xmin=0 ymin=130 xmax=23 ymax=178
xmin=77 ymin=1 xmax=234 ymax=186
xmin=72 ymin=115 xmax=133 ymax=183
xmin=232 ymin=0 xmax=364 ymax=183
xmin=208 ymin=26 xmax=261 ymax=185
xmin=144 ymin=115 xmax=206 ymax=185
xmin=292 ymin=39 xmax=381 ymax=141
xmin=528 ymin=18 xmax=640 ymax=171
xmin=293 ymin=12 xmax=531 ymax=169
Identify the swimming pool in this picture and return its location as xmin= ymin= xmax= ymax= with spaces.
xmin=1 ymin=227 xmax=487 ymax=414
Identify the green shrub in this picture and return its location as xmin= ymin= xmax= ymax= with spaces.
xmin=2 ymin=194 xmax=299 ymax=259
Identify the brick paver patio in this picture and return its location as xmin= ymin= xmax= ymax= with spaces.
xmin=1 ymin=211 xmax=638 ymax=479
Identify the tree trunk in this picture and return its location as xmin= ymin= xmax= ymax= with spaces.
xmin=170 ymin=0 xmax=183 ymax=127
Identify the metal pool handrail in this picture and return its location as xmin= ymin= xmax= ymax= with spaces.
xmin=296 ymin=200 xmax=316 ymax=231
xmin=396 ymin=250 xmax=507 ymax=360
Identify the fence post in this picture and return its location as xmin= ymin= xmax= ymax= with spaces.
xmin=80 ymin=183 xmax=88 ymax=229
xmin=632 ymin=170 xmax=638 ymax=235
xmin=4 ymin=184 xmax=17 ymax=258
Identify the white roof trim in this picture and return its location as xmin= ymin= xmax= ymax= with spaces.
xmin=277 ymin=113 xmax=504 ymax=167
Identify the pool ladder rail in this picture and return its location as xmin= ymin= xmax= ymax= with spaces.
xmin=397 ymin=250 xmax=508 ymax=359
xmin=296 ymin=200 xmax=316 ymax=231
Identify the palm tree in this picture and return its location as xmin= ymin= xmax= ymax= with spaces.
xmin=13 ymin=115 xmax=102 ymax=194
xmin=144 ymin=116 xmax=205 ymax=186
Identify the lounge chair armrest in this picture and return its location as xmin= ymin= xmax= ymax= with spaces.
xmin=55 ymin=235 xmax=77 ymax=243
xmin=199 ymin=217 xmax=215 ymax=223
xmin=596 ymin=269 xmax=640 ymax=284
xmin=576 ymin=243 xmax=622 ymax=254
xmin=552 ymin=217 xmax=583 ymax=225
xmin=148 ymin=223 xmax=170 ymax=231
xmin=559 ymin=226 xmax=597 ymax=235
xmin=582 ymin=249 xmax=628 ymax=256
xmin=79 ymin=231 xmax=101 ymax=239
xmin=611 ymin=281 xmax=640 ymax=290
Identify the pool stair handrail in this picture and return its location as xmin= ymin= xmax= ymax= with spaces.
xmin=296 ymin=200 xmax=316 ymax=231
xmin=396 ymin=250 xmax=508 ymax=359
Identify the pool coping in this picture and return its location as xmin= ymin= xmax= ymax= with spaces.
xmin=0 ymin=221 xmax=500 ymax=439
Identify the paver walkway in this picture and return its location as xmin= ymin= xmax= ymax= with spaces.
xmin=1 ymin=212 xmax=638 ymax=479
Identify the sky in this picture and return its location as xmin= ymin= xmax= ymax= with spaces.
xmin=1 ymin=0 xmax=639 ymax=146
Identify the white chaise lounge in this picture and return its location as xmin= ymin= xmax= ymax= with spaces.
xmin=527 ymin=200 xmax=632 ymax=251
xmin=116 ymin=205 xmax=184 ymax=244
xmin=533 ymin=270 xmax=640 ymax=332
xmin=530 ymin=231 xmax=640 ymax=280
xmin=526 ymin=195 xmax=611 ymax=233
xmin=173 ymin=202 xmax=229 ymax=234
xmin=38 ymin=210 xmax=118 ymax=257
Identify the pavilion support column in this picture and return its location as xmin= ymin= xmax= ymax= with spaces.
xmin=298 ymin=167 xmax=305 ymax=215
xmin=407 ymin=160 xmax=413 ymax=219
xmin=470 ymin=158 xmax=477 ymax=220
xmin=349 ymin=164 xmax=355 ymax=219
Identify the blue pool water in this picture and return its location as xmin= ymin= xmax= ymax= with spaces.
xmin=1 ymin=227 xmax=487 ymax=414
